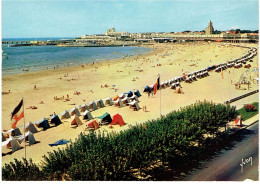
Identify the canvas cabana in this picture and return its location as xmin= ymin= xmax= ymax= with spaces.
xmin=79 ymin=104 xmax=89 ymax=112
xmin=126 ymin=91 xmax=133 ymax=97
xmin=128 ymin=100 xmax=141 ymax=111
xmin=143 ymin=86 xmax=151 ymax=93
xmin=2 ymin=137 xmax=21 ymax=152
xmin=171 ymin=83 xmax=177 ymax=89
xmin=88 ymin=101 xmax=98 ymax=111
xmin=96 ymin=112 xmax=112 ymax=125
xmin=113 ymin=98 xmax=123 ymax=107
xmin=3 ymin=128 xmax=23 ymax=137
xmin=119 ymin=93 xmax=125 ymax=99
xmin=71 ymin=115 xmax=83 ymax=127
xmin=60 ymin=110 xmax=71 ymax=119
xmin=24 ymin=122 xmax=38 ymax=134
xmin=130 ymin=94 xmax=139 ymax=102
xmin=95 ymin=99 xmax=105 ymax=108
xmin=110 ymin=114 xmax=125 ymax=127
xmin=2 ymin=133 xmax=6 ymax=142
xmin=113 ymin=95 xmax=119 ymax=101
xmin=34 ymin=118 xmax=50 ymax=130
xmin=103 ymin=97 xmax=114 ymax=106
xmin=15 ymin=131 xmax=37 ymax=146
xmin=70 ymin=107 xmax=80 ymax=116
xmin=149 ymin=85 xmax=154 ymax=91
xmin=82 ymin=110 xmax=93 ymax=120
xmin=50 ymin=114 xmax=62 ymax=126
xmin=121 ymin=96 xmax=131 ymax=105
xmin=86 ymin=120 xmax=99 ymax=130
xmin=10 ymin=128 xmax=22 ymax=136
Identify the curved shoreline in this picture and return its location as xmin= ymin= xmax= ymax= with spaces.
xmin=2 ymin=45 xmax=157 ymax=78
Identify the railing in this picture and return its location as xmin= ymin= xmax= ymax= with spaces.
xmin=224 ymin=89 xmax=259 ymax=104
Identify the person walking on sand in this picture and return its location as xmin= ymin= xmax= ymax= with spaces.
xmin=67 ymin=94 xmax=69 ymax=99
xmin=34 ymin=85 xmax=37 ymax=90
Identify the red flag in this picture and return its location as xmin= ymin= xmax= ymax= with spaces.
xmin=10 ymin=99 xmax=24 ymax=129
xmin=154 ymin=83 xmax=157 ymax=95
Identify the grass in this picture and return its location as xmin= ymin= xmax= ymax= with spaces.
xmin=237 ymin=102 xmax=259 ymax=121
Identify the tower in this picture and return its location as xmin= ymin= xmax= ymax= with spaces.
xmin=205 ymin=20 xmax=214 ymax=35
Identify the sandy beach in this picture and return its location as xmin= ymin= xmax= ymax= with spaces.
xmin=1 ymin=42 xmax=259 ymax=166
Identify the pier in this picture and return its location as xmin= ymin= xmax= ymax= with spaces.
xmin=2 ymin=40 xmax=31 ymax=44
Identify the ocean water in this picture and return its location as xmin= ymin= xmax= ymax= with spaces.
xmin=1 ymin=38 xmax=152 ymax=76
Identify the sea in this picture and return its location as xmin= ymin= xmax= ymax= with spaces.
xmin=1 ymin=38 xmax=152 ymax=76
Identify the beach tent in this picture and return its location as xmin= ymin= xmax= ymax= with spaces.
xmin=113 ymin=98 xmax=123 ymax=107
xmin=95 ymin=99 xmax=105 ymax=108
xmin=71 ymin=115 xmax=83 ymax=127
xmin=160 ymin=83 xmax=166 ymax=88
xmin=34 ymin=118 xmax=50 ymax=130
xmin=2 ymin=133 xmax=6 ymax=142
xmin=78 ymin=104 xmax=89 ymax=112
xmin=83 ymin=110 xmax=93 ymax=120
xmin=134 ymin=90 xmax=141 ymax=97
xmin=96 ymin=112 xmax=112 ymax=124
xmin=70 ymin=107 xmax=80 ymax=116
xmin=50 ymin=114 xmax=62 ymax=126
xmin=49 ymin=139 xmax=70 ymax=147
xmin=24 ymin=122 xmax=38 ymax=134
xmin=88 ymin=101 xmax=98 ymax=111
xmin=149 ymin=85 xmax=154 ymax=91
xmin=122 ymin=96 xmax=131 ymax=105
xmin=119 ymin=93 xmax=125 ymax=99
xmin=113 ymin=95 xmax=119 ymax=101
xmin=128 ymin=100 xmax=141 ymax=111
xmin=143 ymin=86 xmax=151 ymax=93
xmin=164 ymin=81 xmax=170 ymax=87
xmin=130 ymin=95 xmax=139 ymax=102
xmin=110 ymin=114 xmax=125 ymax=127
xmin=25 ymin=131 xmax=37 ymax=145
xmin=87 ymin=120 xmax=99 ymax=130
xmin=76 ymin=105 xmax=88 ymax=112
xmin=15 ymin=131 xmax=36 ymax=146
xmin=2 ymin=128 xmax=23 ymax=137
xmin=103 ymin=97 xmax=114 ymax=106
xmin=2 ymin=137 xmax=21 ymax=152
xmin=76 ymin=105 xmax=82 ymax=110
xmin=171 ymin=83 xmax=177 ymax=89
xmin=10 ymin=128 xmax=22 ymax=136
xmin=126 ymin=91 xmax=133 ymax=97
xmin=61 ymin=110 xmax=71 ymax=119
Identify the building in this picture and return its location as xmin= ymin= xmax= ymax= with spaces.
xmin=205 ymin=20 xmax=214 ymax=35
xmin=105 ymin=28 xmax=129 ymax=39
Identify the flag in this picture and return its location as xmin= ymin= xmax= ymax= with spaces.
xmin=157 ymin=75 xmax=160 ymax=90
xmin=10 ymin=99 xmax=24 ymax=129
xmin=154 ymin=83 xmax=157 ymax=95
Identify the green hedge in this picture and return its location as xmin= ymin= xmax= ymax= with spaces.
xmin=237 ymin=102 xmax=259 ymax=121
xmin=2 ymin=101 xmax=237 ymax=181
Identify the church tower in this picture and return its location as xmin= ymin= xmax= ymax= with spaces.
xmin=205 ymin=20 xmax=214 ymax=35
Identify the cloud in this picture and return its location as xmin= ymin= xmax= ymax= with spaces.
xmin=230 ymin=26 xmax=240 ymax=30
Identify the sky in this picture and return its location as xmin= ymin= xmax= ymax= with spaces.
xmin=1 ymin=0 xmax=259 ymax=38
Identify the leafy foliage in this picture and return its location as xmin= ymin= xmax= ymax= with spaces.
xmin=237 ymin=102 xmax=259 ymax=121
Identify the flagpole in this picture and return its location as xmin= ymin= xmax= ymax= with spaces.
xmin=159 ymin=74 xmax=162 ymax=116
xmin=23 ymin=97 xmax=26 ymax=160
xmin=159 ymin=74 xmax=161 ymax=116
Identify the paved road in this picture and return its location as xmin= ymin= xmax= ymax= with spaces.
xmin=183 ymin=122 xmax=259 ymax=181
